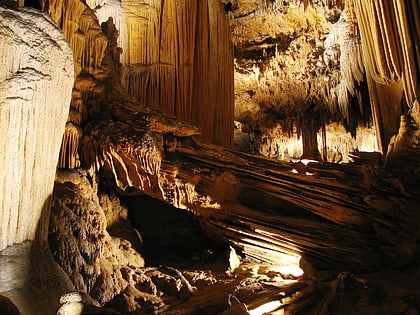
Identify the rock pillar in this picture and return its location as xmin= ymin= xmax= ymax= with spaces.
xmin=0 ymin=7 xmax=74 ymax=250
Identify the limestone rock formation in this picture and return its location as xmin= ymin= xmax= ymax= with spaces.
xmin=230 ymin=1 xmax=376 ymax=161
xmin=0 ymin=6 xmax=74 ymax=250
xmin=0 ymin=0 xmax=419 ymax=314
xmin=350 ymin=0 xmax=419 ymax=154
xmin=230 ymin=0 xmax=419 ymax=163
xmin=50 ymin=169 xmax=225 ymax=312
xmin=88 ymin=0 xmax=235 ymax=148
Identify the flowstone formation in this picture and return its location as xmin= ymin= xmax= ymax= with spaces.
xmin=85 ymin=0 xmax=234 ymax=148
xmin=0 ymin=5 xmax=74 ymax=251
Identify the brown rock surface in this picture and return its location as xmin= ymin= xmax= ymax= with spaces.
xmin=0 ymin=1 xmax=419 ymax=314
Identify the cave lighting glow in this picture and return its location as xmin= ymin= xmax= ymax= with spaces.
xmin=249 ymin=300 xmax=283 ymax=315
xmin=269 ymin=265 xmax=304 ymax=278
xmin=300 ymin=159 xmax=318 ymax=165
xmin=241 ymin=229 xmax=304 ymax=314
xmin=240 ymin=229 xmax=304 ymax=278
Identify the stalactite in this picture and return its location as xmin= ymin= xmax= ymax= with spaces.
xmin=83 ymin=26 xmax=108 ymax=70
xmin=352 ymin=0 xmax=397 ymax=84
xmin=351 ymin=0 xmax=419 ymax=108
xmin=323 ymin=11 xmax=364 ymax=122
xmin=59 ymin=123 xmax=83 ymax=169
xmin=291 ymin=0 xmax=343 ymax=11
xmin=392 ymin=0 xmax=420 ymax=109
xmin=348 ymin=0 xmax=420 ymax=152
xmin=92 ymin=0 xmax=234 ymax=148
xmin=208 ymin=0 xmax=235 ymax=147
xmin=41 ymin=0 xmax=108 ymax=77
xmin=70 ymin=89 xmax=86 ymax=121
xmin=81 ymin=117 xmax=168 ymax=189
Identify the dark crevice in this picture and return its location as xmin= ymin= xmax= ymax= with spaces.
xmin=25 ymin=0 xmax=41 ymax=9
xmin=122 ymin=195 xmax=226 ymax=268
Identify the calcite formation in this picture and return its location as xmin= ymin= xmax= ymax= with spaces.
xmin=231 ymin=0 xmax=419 ymax=161
xmin=89 ymin=0 xmax=234 ymax=148
xmin=0 ymin=6 xmax=74 ymax=250
xmin=0 ymin=0 xmax=419 ymax=314
xmin=49 ymin=169 xmax=219 ymax=311
xmin=353 ymin=0 xmax=419 ymax=155
xmin=231 ymin=1 xmax=373 ymax=160
xmin=39 ymin=0 xmax=234 ymax=170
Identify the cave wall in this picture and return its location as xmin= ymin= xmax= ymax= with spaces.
xmin=230 ymin=0 xmax=419 ymax=163
xmin=351 ymin=0 xmax=419 ymax=154
xmin=0 ymin=6 xmax=74 ymax=251
xmin=0 ymin=2 xmax=418 ymax=313
xmin=1 ymin=0 xmax=417 ymax=258
xmin=230 ymin=1 xmax=373 ymax=161
xmin=87 ymin=0 xmax=234 ymax=148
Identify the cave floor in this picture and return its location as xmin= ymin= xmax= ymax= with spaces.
xmin=1 ymin=241 xmax=420 ymax=315
xmin=0 ymin=241 xmax=60 ymax=315
xmin=0 ymin=241 xmax=302 ymax=315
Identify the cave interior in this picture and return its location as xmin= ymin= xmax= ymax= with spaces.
xmin=0 ymin=0 xmax=419 ymax=314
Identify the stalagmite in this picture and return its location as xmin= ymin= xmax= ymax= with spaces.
xmin=0 ymin=6 xmax=74 ymax=250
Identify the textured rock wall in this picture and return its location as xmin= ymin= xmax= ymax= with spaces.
xmin=231 ymin=0 xmax=419 ymax=161
xmin=231 ymin=1 xmax=376 ymax=161
xmin=39 ymin=0 xmax=117 ymax=169
xmin=89 ymin=0 xmax=234 ymax=148
xmin=0 ymin=7 xmax=74 ymax=250
xmin=50 ymin=170 xmax=215 ymax=312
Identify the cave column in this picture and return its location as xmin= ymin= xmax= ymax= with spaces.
xmin=300 ymin=111 xmax=321 ymax=161
xmin=0 ymin=6 xmax=74 ymax=250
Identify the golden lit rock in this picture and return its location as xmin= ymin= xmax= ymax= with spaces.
xmin=0 ymin=1 xmax=419 ymax=314
xmin=90 ymin=0 xmax=234 ymax=147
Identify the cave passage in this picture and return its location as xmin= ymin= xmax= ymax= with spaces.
xmin=121 ymin=195 xmax=226 ymax=268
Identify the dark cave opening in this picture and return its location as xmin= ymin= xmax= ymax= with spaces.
xmin=24 ymin=0 xmax=41 ymax=9
xmin=121 ymin=195 xmax=226 ymax=269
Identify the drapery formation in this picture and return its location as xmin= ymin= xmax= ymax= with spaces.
xmin=350 ymin=0 xmax=419 ymax=152
xmin=39 ymin=0 xmax=112 ymax=169
xmin=1 ymin=2 xmax=417 ymax=311
xmin=42 ymin=0 xmax=234 ymax=169
xmin=92 ymin=0 xmax=234 ymax=148
xmin=352 ymin=0 xmax=418 ymax=97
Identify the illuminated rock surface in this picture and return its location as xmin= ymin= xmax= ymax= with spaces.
xmin=231 ymin=0 xmax=419 ymax=162
xmin=0 ymin=6 xmax=74 ymax=250
xmin=88 ymin=0 xmax=234 ymax=148
xmin=0 ymin=0 xmax=419 ymax=314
